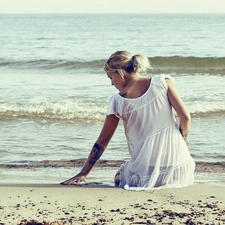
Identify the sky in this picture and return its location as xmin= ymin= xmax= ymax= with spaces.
xmin=0 ymin=0 xmax=225 ymax=14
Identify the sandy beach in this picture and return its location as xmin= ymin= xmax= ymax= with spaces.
xmin=1 ymin=12 xmax=225 ymax=225
xmin=0 ymin=183 xmax=225 ymax=225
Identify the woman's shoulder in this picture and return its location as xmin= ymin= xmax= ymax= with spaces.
xmin=127 ymin=77 xmax=151 ymax=99
xmin=139 ymin=77 xmax=151 ymax=87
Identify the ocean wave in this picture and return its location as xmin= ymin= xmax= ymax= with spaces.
xmin=0 ymin=59 xmax=104 ymax=72
xmin=0 ymin=160 xmax=224 ymax=173
xmin=0 ymin=102 xmax=224 ymax=121
xmin=196 ymin=161 xmax=225 ymax=173
xmin=1 ymin=56 xmax=225 ymax=75
xmin=151 ymin=56 xmax=225 ymax=75
xmin=0 ymin=101 xmax=107 ymax=121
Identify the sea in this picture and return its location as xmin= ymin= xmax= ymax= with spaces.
xmin=0 ymin=13 xmax=224 ymax=187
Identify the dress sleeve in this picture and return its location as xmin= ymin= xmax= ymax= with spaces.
xmin=106 ymin=95 xmax=121 ymax=118
xmin=159 ymin=74 xmax=175 ymax=90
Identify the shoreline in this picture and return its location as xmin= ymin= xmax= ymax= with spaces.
xmin=0 ymin=183 xmax=225 ymax=224
xmin=1 ymin=165 xmax=225 ymax=189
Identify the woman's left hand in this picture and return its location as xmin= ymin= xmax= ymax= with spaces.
xmin=60 ymin=172 xmax=86 ymax=185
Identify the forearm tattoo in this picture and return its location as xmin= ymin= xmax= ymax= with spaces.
xmin=88 ymin=143 xmax=105 ymax=166
xmin=179 ymin=126 xmax=188 ymax=141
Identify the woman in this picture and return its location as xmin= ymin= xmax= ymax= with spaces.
xmin=61 ymin=51 xmax=195 ymax=190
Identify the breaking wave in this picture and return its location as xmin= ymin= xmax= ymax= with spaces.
xmin=0 ymin=101 xmax=225 ymax=122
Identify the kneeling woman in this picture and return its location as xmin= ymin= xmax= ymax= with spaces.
xmin=61 ymin=51 xmax=195 ymax=190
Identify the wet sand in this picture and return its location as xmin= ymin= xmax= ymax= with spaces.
xmin=0 ymin=183 xmax=225 ymax=225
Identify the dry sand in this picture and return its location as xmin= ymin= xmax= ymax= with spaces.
xmin=0 ymin=183 xmax=225 ymax=225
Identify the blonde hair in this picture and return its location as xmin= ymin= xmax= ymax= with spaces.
xmin=104 ymin=51 xmax=152 ymax=78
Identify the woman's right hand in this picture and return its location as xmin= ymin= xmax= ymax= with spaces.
xmin=60 ymin=172 xmax=86 ymax=186
xmin=60 ymin=115 xmax=119 ymax=186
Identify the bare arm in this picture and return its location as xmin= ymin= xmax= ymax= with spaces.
xmin=60 ymin=114 xmax=120 ymax=185
xmin=166 ymin=78 xmax=191 ymax=141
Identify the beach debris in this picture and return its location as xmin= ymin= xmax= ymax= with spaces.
xmin=206 ymin=203 xmax=218 ymax=209
xmin=18 ymin=220 xmax=66 ymax=225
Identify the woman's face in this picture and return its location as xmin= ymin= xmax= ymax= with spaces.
xmin=107 ymin=71 xmax=127 ymax=91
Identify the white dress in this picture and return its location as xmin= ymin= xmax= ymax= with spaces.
xmin=106 ymin=75 xmax=195 ymax=190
